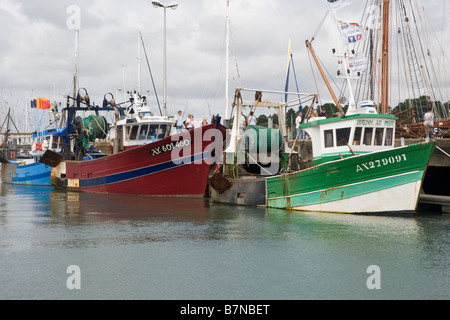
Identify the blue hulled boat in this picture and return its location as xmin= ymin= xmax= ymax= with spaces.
xmin=1 ymin=128 xmax=64 ymax=186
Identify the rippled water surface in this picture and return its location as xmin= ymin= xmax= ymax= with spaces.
xmin=0 ymin=183 xmax=448 ymax=300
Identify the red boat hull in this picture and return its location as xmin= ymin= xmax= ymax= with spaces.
xmin=50 ymin=123 xmax=227 ymax=196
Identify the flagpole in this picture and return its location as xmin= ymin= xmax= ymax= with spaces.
xmin=284 ymin=39 xmax=291 ymax=103
xmin=327 ymin=1 xmax=357 ymax=112
xmin=138 ymin=31 xmax=142 ymax=95
xmin=73 ymin=29 xmax=79 ymax=99
xmin=381 ymin=0 xmax=390 ymax=114
xmin=225 ymin=0 xmax=230 ymax=120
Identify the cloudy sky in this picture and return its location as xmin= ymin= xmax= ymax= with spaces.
xmin=0 ymin=0 xmax=448 ymax=130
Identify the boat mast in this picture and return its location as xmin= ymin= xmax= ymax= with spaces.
xmin=305 ymin=40 xmax=344 ymax=114
xmin=73 ymin=28 xmax=79 ymax=100
xmin=138 ymin=31 xmax=142 ymax=95
xmin=225 ymin=0 xmax=230 ymax=120
xmin=381 ymin=0 xmax=390 ymax=114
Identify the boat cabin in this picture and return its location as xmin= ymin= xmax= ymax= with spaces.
xmin=302 ymin=107 xmax=397 ymax=165
xmin=30 ymin=128 xmax=64 ymax=162
xmin=109 ymin=92 xmax=173 ymax=153
xmin=120 ymin=116 xmax=173 ymax=150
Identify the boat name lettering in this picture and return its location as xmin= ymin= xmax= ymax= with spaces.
xmin=356 ymin=154 xmax=407 ymax=173
xmin=149 ymin=139 xmax=191 ymax=156
xmin=384 ymin=120 xmax=395 ymax=127
xmin=357 ymin=120 xmax=373 ymax=126
xmin=356 ymin=120 xmax=395 ymax=127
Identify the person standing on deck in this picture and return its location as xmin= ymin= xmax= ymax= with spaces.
xmin=295 ymin=111 xmax=306 ymax=140
xmin=186 ymin=114 xmax=195 ymax=130
xmin=423 ymin=106 xmax=434 ymax=139
xmin=247 ymin=112 xmax=257 ymax=126
xmin=174 ymin=110 xmax=183 ymax=133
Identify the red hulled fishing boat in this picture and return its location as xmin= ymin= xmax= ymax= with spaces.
xmin=42 ymin=91 xmax=227 ymax=197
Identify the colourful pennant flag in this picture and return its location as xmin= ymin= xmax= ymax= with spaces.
xmin=31 ymin=99 xmax=37 ymax=108
xmin=37 ymin=98 xmax=51 ymax=110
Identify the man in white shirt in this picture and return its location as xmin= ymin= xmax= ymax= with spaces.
xmin=295 ymin=111 xmax=305 ymax=140
xmin=248 ymin=112 xmax=257 ymax=126
xmin=423 ymin=106 xmax=434 ymax=139
xmin=174 ymin=110 xmax=183 ymax=133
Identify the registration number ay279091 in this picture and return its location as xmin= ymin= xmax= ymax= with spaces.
xmin=356 ymin=154 xmax=407 ymax=173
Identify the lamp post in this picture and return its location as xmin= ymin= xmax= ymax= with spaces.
xmin=152 ymin=1 xmax=178 ymax=117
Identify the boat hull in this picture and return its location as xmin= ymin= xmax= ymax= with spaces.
xmin=266 ymin=142 xmax=436 ymax=214
xmin=210 ymin=177 xmax=267 ymax=206
xmin=50 ymin=124 xmax=227 ymax=196
xmin=1 ymin=162 xmax=52 ymax=186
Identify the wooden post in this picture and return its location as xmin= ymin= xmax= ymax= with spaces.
xmin=381 ymin=0 xmax=390 ymax=114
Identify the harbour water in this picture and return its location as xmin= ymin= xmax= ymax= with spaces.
xmin=0 ymin=182 xmax=448 ymax=301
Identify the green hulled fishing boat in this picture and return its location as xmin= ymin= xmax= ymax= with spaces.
xmin=266 ymin=112 xmax=435 ymax=213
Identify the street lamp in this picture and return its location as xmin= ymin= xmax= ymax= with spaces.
xmin=152 ymin=1 xmax=178 ymax=117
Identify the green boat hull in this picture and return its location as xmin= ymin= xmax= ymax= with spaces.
xmin=266 ymin=142 xmax=436 ymax=214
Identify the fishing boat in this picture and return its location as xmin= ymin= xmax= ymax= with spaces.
xmin=209 ymin=88 xmax=318 ymax=206
xmin=41 ymin=89 xmax=227 ymax=196
xmin=1 ymin=128 xmax=64 ymax=186
xmin=266 ymin=113 xmax=435 ymax=213
xmin=209 ymin=3 xmax=318 ymax=206
xmin=265 ymin=0 xmax=437 ymax=214
xmin=40 ymin=18 xmax=228 ymax=196
xmin=211 ymin=86 xmax=435 ymax=213
xmin=212 ymin=0 xmax=437 ymax=214
xmin=0 ymin=106 xmax=64 ymax=186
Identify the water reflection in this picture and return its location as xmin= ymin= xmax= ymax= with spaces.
xmin=49 ymin=189 xmax=209 ymax=220
xmin=0 ymin=182 xmax=446 ymax=252
xmin=0 ymin=182 xmax=449 ymax=299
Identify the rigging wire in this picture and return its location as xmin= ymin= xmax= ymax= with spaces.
xmin=310 ymin=11 xmax=329 ymax=43
xmin=139 ymin=33 xmax=162 ymax=117
xmin=306 ymin=48 xmax=322 ymax=108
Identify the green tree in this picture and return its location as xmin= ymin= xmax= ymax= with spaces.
xmin=256 ymin=114 xmax=268 ymax=127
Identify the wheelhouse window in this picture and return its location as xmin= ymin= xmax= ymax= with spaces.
xmin=374 ymin=128 xmax=384 ymax=146
xmin=128 ymin=125 xmax=139 ymax=140
xmin=336 ymin=127 xmax=351 ymax=146
xmin=139 ymin=125 xmax=149 ymax=140
xmin=385 ymin=128 xmax=394 ymax=146
xmin=363 ymin=128 xmax=373 ymax=146
xmin=148 ymin=124 xmax=170 ymax=141
xmin=156 ymin=125 xmax=169 ymax=139
xmin=324 ymin=129 xmax=334 ymax=148
xmin=126 ymin=123 xmax=171 ymax=142
xmin=353 ymin=127 xmax=362 ymax=145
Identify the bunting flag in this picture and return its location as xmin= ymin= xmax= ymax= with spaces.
xmin=36 ymin=97 xmax=51 ymax=110
xmin=31 ymin=99 xmax=37 ymax=108
xmin=327 ymin=0 xmax=352 ymax=11
xmin=337 ymin=20 xmax=364 ymax=44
